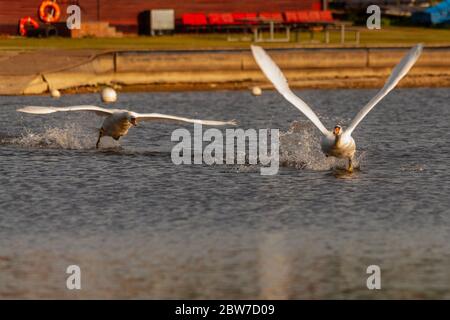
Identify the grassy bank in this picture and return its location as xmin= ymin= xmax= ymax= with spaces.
xmin=0 ymin=27 xmax=449 ymax=51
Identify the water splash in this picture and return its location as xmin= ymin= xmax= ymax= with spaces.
xmin=280 ymin=121 xmax=364 ymax=171
xmin=6 ymin=124 xmax=118 ymax=150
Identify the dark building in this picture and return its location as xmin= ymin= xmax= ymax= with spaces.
xmin=0 ymin=0 xmax=323 ymax=35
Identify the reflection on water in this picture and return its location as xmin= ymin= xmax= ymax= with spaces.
xmin=0 ymin=89 xmax=450 ymax=298
xmin=2 ymin=229 xmax=450 ymax=299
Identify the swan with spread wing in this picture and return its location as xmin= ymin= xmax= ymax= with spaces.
xmin=251 ymin=44 xmax=423 ymax=172
xmin=17 ymin=106 xmax=236 ymax=148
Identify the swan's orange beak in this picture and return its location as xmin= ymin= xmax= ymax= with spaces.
xmin=334 ymin=126 xmax=341 ymax=135
xmin=130 ymin=118 xmax=137 ymax=126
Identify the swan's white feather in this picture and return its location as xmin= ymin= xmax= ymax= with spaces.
xmin=133 ymin=112 xmax=237 ymax=126
xmin=17 ymin=105 xmax=114 ymax=116
xmin=251 ymin=45 xmax=330 ymax=136
xmin=345 ymin=44 xmax=423 ymax=135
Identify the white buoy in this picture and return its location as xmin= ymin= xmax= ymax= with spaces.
xmin=101 ymin=87 xmax=117 ymax=103
xmin=251 ymin=86 xmax=262 ymax=96
xmin=50 ymin=89 xmax=61 ymax=99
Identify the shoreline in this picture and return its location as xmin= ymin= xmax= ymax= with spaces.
xmin=59 ymin=75 xmax=450 ymax=95
xmin=1 ymin=46 xmax=449 ymax=95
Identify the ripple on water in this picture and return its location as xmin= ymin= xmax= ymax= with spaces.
xmin=0 ymin=89 xmax=449 ymax=299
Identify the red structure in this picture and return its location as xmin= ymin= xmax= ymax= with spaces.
xmin=18 ymin=16 xmax=39 ymax=36
xmin=0 ymin=0 xmax=323 ymax=35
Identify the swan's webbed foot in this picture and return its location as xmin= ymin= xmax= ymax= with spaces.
xmin=347 ymin=158 xmax=354 ymax=173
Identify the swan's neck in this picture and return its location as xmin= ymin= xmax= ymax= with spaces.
xmin=334 ymin=134 xmax=341 ymax=146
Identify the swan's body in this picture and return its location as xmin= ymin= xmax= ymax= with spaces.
xmin=321 ymin=131 xmax=356 ymax=159
xmin=101 ymin=111 xmax=136 ymax=140
xmin=251 ymin=44 xmax=423 ymax=171
xmin=17 ymin=106 xmax=236 ymax=148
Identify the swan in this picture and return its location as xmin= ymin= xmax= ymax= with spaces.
xmin=17 ymin=106 xmax=236 ymax=148
xmin=251 ymin=44 xmax=423 ymax=172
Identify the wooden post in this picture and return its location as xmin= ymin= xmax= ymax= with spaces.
xmin=269 ymin=21 xmax=274 ymax=41
xmin=97 ymin=0 xmax=100 ymax=21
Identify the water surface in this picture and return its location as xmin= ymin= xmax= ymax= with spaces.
xmin=0 ymin=89 xmax=449 ymax=299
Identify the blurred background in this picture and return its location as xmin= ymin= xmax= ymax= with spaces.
xmin=0 ymin=0 xmax=448 ymax=47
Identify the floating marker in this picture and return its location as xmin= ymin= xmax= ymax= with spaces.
xmin=101 ymin=87 xmax=117 ymax=103
xmin=50 ymin=89 xmax=61 ymax=99
xmin=252 ymin=86 xmax=262 ymax=96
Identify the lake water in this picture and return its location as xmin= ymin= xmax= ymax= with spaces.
xmin=0 ymin=88 xmax=449 ymax=299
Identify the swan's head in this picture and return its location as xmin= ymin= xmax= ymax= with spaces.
xmin=333 ymin=125 xmax=342 ymax=136
xmin=129 ymin=116 xmax=138 ymax=126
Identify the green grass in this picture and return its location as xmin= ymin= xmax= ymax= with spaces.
xmin=358 ymin=26 xmax=450 ymax=44
xmin=1 ymin=26 xmax=449 ymax=51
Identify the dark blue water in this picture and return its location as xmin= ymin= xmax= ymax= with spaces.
xmin=0 ymin=88 xmax=449 ymax=298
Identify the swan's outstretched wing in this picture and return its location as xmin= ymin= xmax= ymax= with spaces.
xmin=134 ymin=113 xmax=237 ymax=126
xmin=251 ymin=45 xmax=330 ymax=136
xmin=345 ymin=44 xmax=423 ymax=136
xmin=17 ymin=105 xmax=114 ymax=116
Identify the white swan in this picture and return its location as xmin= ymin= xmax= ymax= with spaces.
xmin=17 ymin=106 xmax=236 ymax=148
xmin=251 ymin=44 xmax=423 ymax=172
